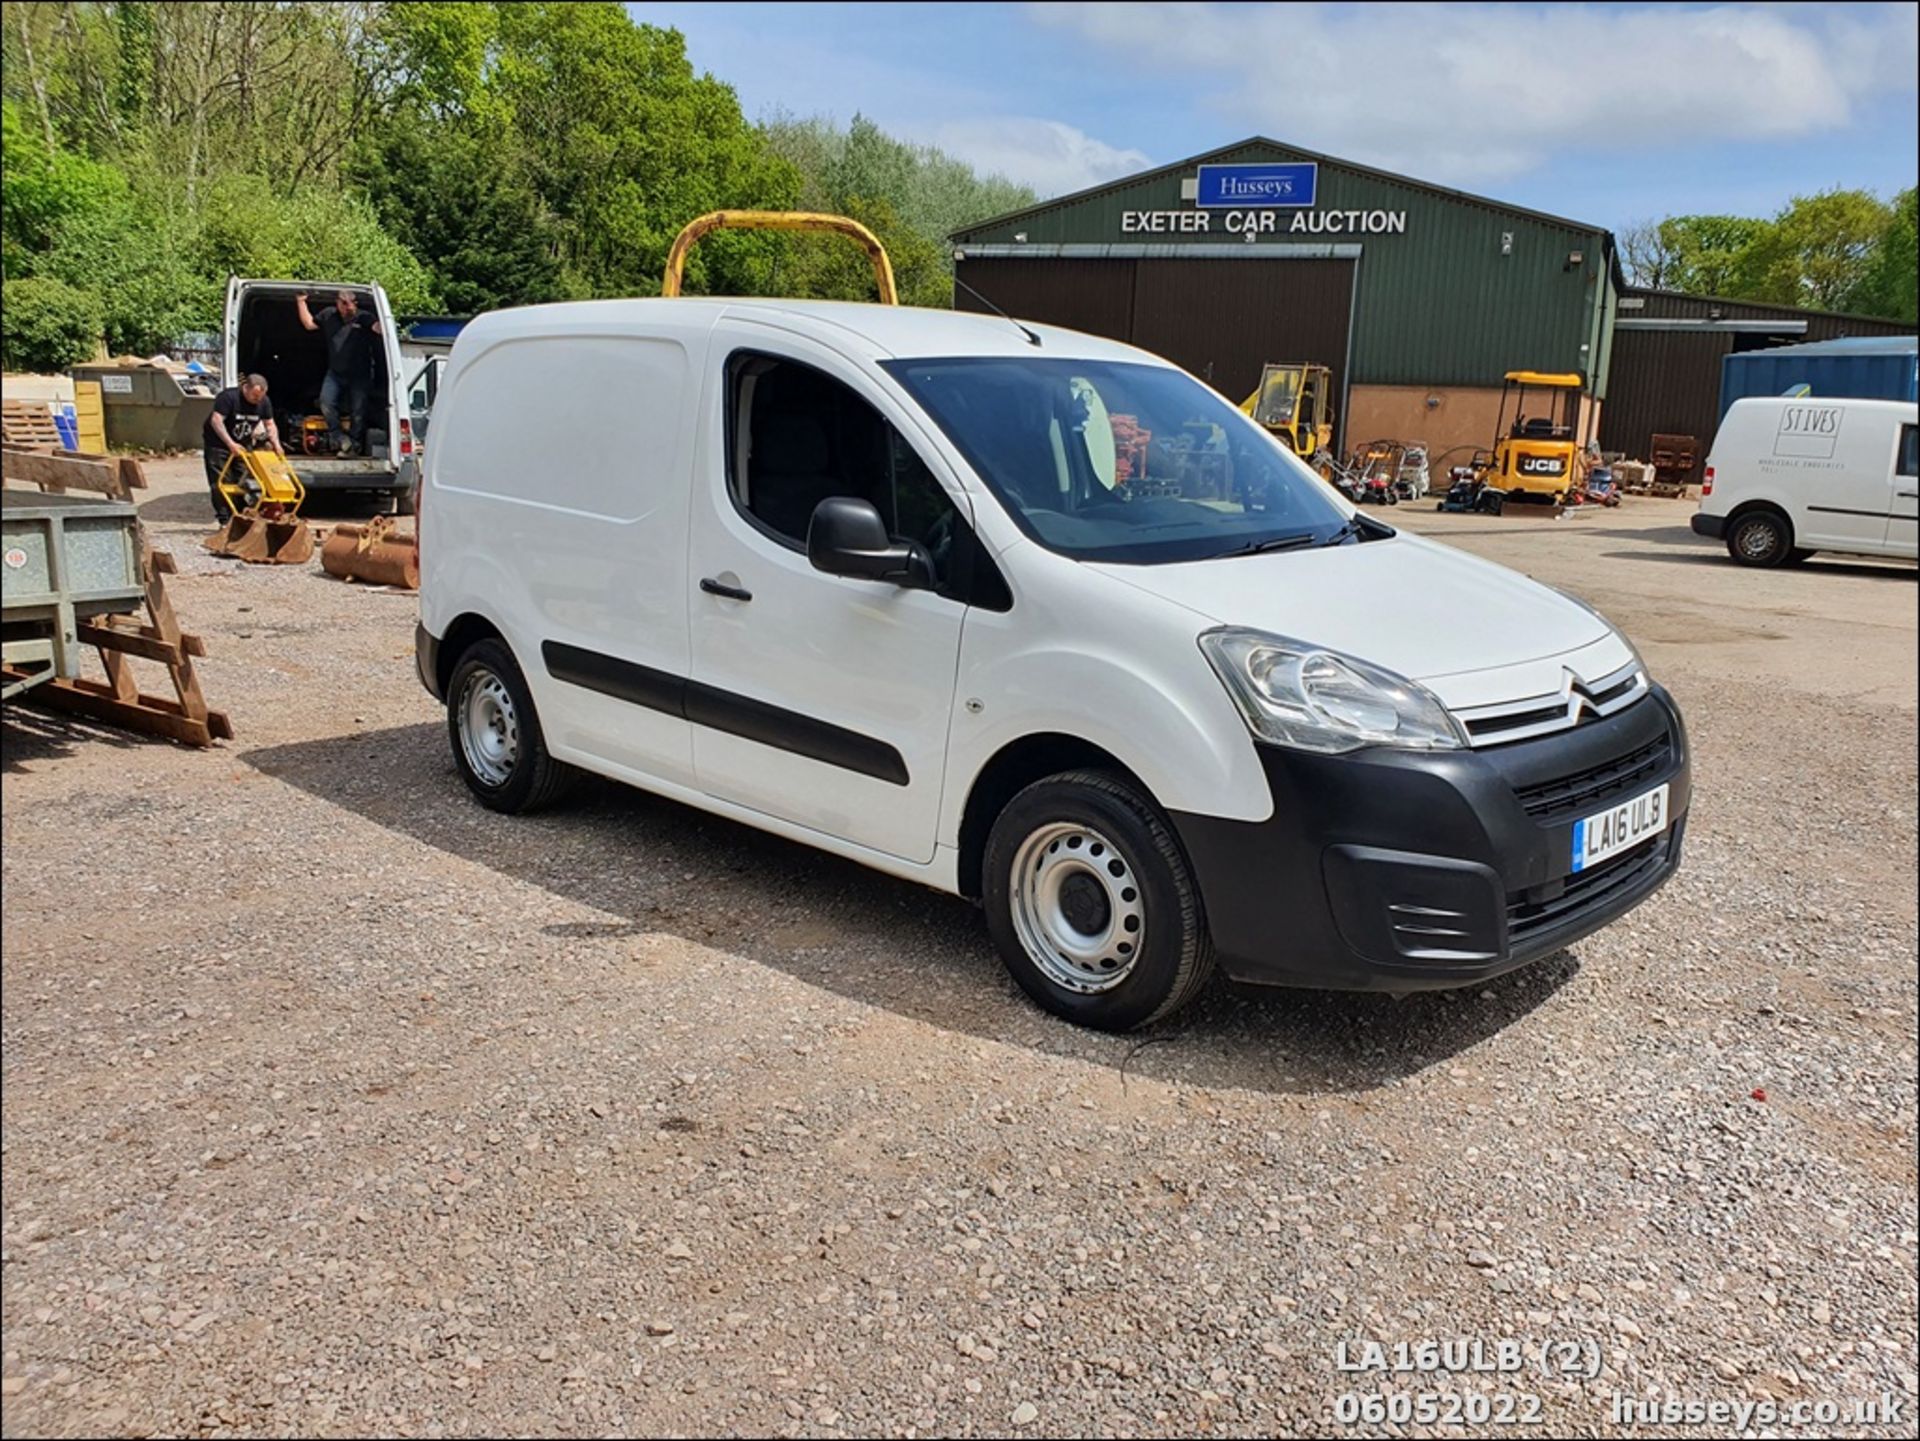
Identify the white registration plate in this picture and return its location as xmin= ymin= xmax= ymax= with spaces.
xmin=1571 ymin=783 xmax=1669 ymax=873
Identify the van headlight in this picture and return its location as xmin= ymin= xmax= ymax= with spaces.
xmin=1198 ymin=627 xmax=1466 ymax=754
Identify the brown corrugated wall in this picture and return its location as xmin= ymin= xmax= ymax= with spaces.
xmin=1600 ymin=291 xmax=1912 ymax=471
xmin=954 ymin=256 xmax=1356 ymax=441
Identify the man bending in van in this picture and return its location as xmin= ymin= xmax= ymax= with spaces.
xmin=202 ymin=373 xmax=284 ymax=522
xmin=295 ymin=289 xmax=382 ymax=457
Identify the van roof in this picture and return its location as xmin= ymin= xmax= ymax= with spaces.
xmin=1727 ymin=394 xmax=1918 ymax=414
xmin=456 ymin=297 xmax=1169 ymax=366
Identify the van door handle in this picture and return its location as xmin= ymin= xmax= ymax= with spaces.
xmin=699 ymin=577 xmax=753 ymax=602
xmin=1899 ymin=490 xmax=1917 ymax=499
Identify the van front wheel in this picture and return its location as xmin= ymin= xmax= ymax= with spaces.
xmin=983 ymin=771 xmax=1214 ymax=1031
xmin=446 ymin=638 xmax=574 ymax=813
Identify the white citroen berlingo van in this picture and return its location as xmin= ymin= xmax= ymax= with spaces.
xmin=417 ymin=300 xmax=1690 ymax=1030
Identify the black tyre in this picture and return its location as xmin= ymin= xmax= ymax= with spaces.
xmin=446 ymin=637 xmax=574 ymax=813
xmin=1727 ymin=510 xmax=1792 ymax=567
xmin=983 ymin=770 xmax=1214 ymax=1031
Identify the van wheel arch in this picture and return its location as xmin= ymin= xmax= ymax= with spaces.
xmin=437 ymin=612 xmax=508 ymax=698
xmin=957 ymin=734 xmax=1158 ymax=901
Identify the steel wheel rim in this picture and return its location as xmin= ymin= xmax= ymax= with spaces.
xmin=459 ymin=671 xmax=519 ymax=787
xmin=1009 ymin=822 xmax=1145 ymax=994
xmin=1736 ymin=519 xmax=1778 ymax=561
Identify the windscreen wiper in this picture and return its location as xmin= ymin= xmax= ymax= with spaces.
xmin=1316 ymin=517 xmax=1365 ymax=547
xmin=1214 ymin=531 xmax=1319 ymax=557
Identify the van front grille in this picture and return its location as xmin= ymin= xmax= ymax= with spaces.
xmin=1513 ymin=733 xmax=1673 ymax=820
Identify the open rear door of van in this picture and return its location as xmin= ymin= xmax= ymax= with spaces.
xmin=222 ymin=275 xmax=244 ymax=388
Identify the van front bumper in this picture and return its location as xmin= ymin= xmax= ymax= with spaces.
xmin=1690 ymin=514 xmax=1726 ymax=539
xmin=1168 ymin=686 xmax=1690 ymax=991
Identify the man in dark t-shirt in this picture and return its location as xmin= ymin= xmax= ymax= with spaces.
xmin=295 ymin=288 xmax=382 ymax=456
xmin=202 ymin=373 xmax=284 ymax=521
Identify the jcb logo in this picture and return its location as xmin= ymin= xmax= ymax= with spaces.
xmin=1519 ymin=455 xmax=1566 ymax=476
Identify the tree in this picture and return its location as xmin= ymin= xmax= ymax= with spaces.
xmin=1 ymin=96 xmax=126 ymax=279
xmin=352 ymin=111 xmax=574 ymax=312
xmin=1734 ymin=190 xmax=1892 ymax=312
xmin=759 ymin=111 xmax=1036 ymax=306
xmin=1846 ymin=187 xmax=1917 ymax=323
xmin=1617 ymin=219 xmax=1677 ymax=289
xmin=1657 ymin=215 xmax=1770 ymax=298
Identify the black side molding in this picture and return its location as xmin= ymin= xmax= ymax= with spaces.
xmin=543 ymin=640 xmax=684 ymax=715
xmin=540 ymin=640 xmax=908 ymax=786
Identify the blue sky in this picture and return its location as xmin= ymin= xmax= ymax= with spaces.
xmin=627 ymin=1 xmax=1918 ymax=230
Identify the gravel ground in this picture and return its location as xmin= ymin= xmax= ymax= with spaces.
xmin=4 ymin=463 xmax=1915 ymax=1439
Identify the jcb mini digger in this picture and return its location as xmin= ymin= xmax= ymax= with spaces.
xmin=1475 ymin=370 xmax=1595 ymax=504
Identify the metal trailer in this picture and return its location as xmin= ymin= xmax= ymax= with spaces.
xmin=1 ymin=489 xmax=148 ymax=700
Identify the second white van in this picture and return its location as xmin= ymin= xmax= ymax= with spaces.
xmin=1692 ymin=395 xmax=1919 ymax=566
xmin=417 ymin=300 xmax=1691 ymax=1030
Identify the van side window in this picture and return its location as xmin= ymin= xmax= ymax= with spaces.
xmin=728 ymin=353 xmax=957 ymax=579
xmin=1899 ymin=424 xmax=1918 ymax=478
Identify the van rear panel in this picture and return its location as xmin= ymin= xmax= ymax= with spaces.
xmin=423 ymin=323 xmax=702 ymax=782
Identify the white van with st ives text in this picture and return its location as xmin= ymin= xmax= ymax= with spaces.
xmin=416 ymin=300 xmax=1690 ymax=1030
xmin=1692 ymin=395 xmax=1919 ymax=566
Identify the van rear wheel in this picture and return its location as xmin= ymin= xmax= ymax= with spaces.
xmin=983 ymin=770 xmax=1214 ymax=1031
xmin=446 ymin=638 xmax=574 ymax=813
xmin=1727 ymin=510 xmax=1792 ymax=567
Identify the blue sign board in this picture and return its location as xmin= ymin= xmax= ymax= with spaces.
xmin=1195 ymin=162 xmax=1318 ymax=208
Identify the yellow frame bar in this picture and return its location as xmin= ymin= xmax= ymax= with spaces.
xmin=661 ymin=210 xmax=899 ymax=306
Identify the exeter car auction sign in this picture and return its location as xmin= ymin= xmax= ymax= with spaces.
xmin=1119 ymin=162 xmax=1408 ymax=240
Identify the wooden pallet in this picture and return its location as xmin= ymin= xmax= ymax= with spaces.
xmin=2 ymin=398 xmax=64 ymax=449
xmin=2 ymin=444 xmax=233 ymax=746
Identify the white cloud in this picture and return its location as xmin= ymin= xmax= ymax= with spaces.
xmin=924 ymin=118 xmax=1153 ymax=197
xmin=1029 ymin=1 xmax=1918 ymax=185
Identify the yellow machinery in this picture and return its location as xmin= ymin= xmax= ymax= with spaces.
xmin=1481 ymin=370 xmax=1595 ymax=503
xmin=662 ymin=210 xmax=898 ymax=304
xmin=1240 ymin=363 xmax=1334 ymax=461
xmin=204 ymin=448 xmax=314 ymax=564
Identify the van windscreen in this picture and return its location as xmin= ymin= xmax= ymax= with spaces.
xmin=882 ymin=357 xmax=1352 ymax=564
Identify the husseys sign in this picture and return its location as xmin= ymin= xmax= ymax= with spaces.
xmin=1120 ymin=161 xmax=1409 ymax=240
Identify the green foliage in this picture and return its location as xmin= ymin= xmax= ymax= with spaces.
xmin=1621 ymin=190 xmax=1912 ymax=321
xmin=1 ymin=275 xmax=103 ymax=370
xmin=1 ymin=98 xmax=127 ymax=277
xmin=758 ymin=112 xmax=1035 ymax=307
xmin=1734 ymin=190 xmax=1893 ymax=313
xmin=1845 ymin=187 xmax=1917 ymax=324
xmin=195 ymin=179 xmax=436 ymax=311
xmin=39 ymin=190 xmax=212 ymax=354
xmin=0 ymin=0 xmax=1049 ymax=372
xmin=352 ymin=113 xmax=575 ymax=313
xmin=1654 ymin=215 xmax=1770 ymax=298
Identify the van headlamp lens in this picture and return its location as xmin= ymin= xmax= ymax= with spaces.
xmin=1199 ymin=628 xmax=1466 ymax=754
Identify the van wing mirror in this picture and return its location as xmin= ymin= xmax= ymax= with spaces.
xmin=806 ymin=496 xmax=933 ymax=589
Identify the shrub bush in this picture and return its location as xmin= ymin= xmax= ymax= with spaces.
xmin=1 ymin=276 xmax=104 ymax=372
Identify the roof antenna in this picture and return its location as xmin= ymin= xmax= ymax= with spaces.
xmin=953 ymin=274 xmax=1042 ymax=347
